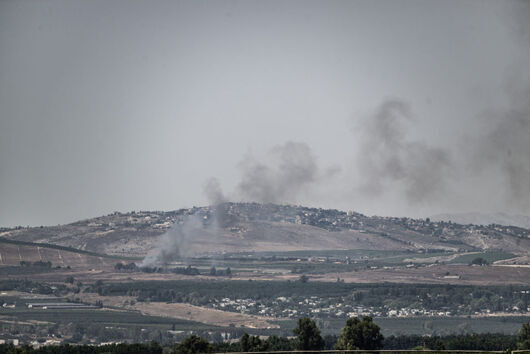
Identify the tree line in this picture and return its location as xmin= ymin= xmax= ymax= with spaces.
xmin=114 ymin=263 xmax=231 ymax=277
xmin=89 ymin=278 xmax=530 ymax=315
xmin=1 ymin=319 xmax=529 ymax=353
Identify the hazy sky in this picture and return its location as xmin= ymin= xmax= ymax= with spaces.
xmin=1 ymin=0 xmax=529 ymax=226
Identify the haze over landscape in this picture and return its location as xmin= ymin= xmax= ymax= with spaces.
xmin=1 ymin=1 xmax=530 ymax=351
xmin=1 ymin=0 xmax=530 ymax=227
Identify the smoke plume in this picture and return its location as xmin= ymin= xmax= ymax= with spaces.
xmin=142 ymin=82 xmax=530 ymax=265
xmin=356 ymin=99 xmax=452 ymax=204
xmin=141 ymin=213 xmax=204 ymax=266
xmin=141 ymin=177 xmax=232 ymax=266
xmin=470 ymin=85 xmax=530 ymax=210
xmin=236 ymin=141 xmax=319 ymax=204
xmin=203 ymin=177 xmax=226 ymax=206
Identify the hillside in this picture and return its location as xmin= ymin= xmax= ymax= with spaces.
xmin=431 ymin=212 xmax=530 ymax=229
xmin=1 ymin=203 xmax=530 ymax=258
xmin=0 ymin=238 xmax=123 ymax=270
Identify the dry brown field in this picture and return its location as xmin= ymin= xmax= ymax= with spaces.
xmin=0 ymin=242 xmax=118 ymax=270
xmin=76 ymin=292 xmax=279 ymax=329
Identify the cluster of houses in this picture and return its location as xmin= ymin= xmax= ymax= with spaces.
xmin=208 ymin=293 xmax=530 ymax=320
xmin=209 ymin=296 xmax=403 ymax=319
xmin=83 ymin=203 xmax=529 ymax=249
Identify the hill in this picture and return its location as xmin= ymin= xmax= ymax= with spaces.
xmin=1 ymin=203 xmax=529 ymax=259
xmin=0 ymin=238 xmax=124 ymax=270
xmin=430 ymin=212 xmax=530 ymax=229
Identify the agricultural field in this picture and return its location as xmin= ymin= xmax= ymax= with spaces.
xmin=0 ymin=291 xmax=230 ymax=345
xmin=0 ymin=238 xmax=128 ymax=270
xmin=1 ymin=204 xmax=530 ymax=346
xmin=449 ymin=251 xmax=516 ymax=265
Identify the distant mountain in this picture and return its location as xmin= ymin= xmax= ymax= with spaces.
xmin=1 ymin=203 xmax=530 ymax=258
xmin=430 ymin=212 xmax=530 ymax=229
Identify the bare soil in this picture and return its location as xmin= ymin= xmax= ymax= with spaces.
xmin=77 ymin=293 xmax=279 ymax=329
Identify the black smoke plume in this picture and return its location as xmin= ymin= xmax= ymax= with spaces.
xmin=356 ymin=99 xmax=452 ymax=204
xmin=236 ymin=141 xmax=319 ymax=204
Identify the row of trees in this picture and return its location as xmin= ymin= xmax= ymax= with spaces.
xmin=114 ymin=263 xmax=232 ymax=277
xmin=19 ymin=261 xmax=52 ymax=268
xmin=175 ymin=320 xmax=530 ymax=353
xmin=0 ymin=320 xmax=529 ymax=353
xmin=91 ymin=278 xmax=530 ymax=316
xmin=174 ymin=316 xmax=383 ymax=353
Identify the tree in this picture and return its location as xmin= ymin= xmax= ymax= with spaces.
xmin=335 ymin=316 xmax=384 ymax=350
xmin=265 ymin=335 xmax=293 ymax=351
xmin=518 ymin=322 xmax=530 ymax=349
xmin=470 ymin=257 xmax=489 ymax=266
xmin=248 ymin=335 xmax=265 ymax=351
xmin=293 ymin=317 xmax=325 ymax=350
xmin=240 ymin=333 xmax=250 ymax=352
xmin=299 ymin=275 xmax=309 ymax=283
xmin=175 ymin=335 xmax=210 ymax=354
xmin=425 ymin=336 xmax=446 ymax=350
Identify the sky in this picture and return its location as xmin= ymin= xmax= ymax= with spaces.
xmin=1 ymin=0 xmax=529 ymax=226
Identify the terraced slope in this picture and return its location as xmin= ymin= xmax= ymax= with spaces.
xmin=1 ymin=203 xmax=529 ymax=258
xmin=0 ymin=239 xmax=124 ymax=270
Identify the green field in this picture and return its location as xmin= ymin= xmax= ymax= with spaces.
xmin=187 ymin=249 xmax=458 ymax=275
xmin=0 ymin=307 xmax=218 ymax=331
xmin=449 ymin=251 xmax=515 ymax=265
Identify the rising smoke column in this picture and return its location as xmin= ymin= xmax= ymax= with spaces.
xmin=469 ymin=85 xmax=530 ymax=211
xmin=356 ymin=99 xmax=452 ymax=204
xmin=141 ymin=179 xmax=229 ymax=267
xmin=140 ymin=213 xmax=204 ymax=266
xmin=236 ymin=141 xmax=319 ymax=204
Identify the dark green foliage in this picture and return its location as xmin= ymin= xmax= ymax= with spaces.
xmin=209 ymin=333 xmax=288 ymax=353
xmin=86 ymin=279 xmax=530 ymax=316
xmin=263 ymin=335 xmax=293 ymax=351
xmin=335 ymin=316 xmax=383 ymax=350
xmin=175 ymin=335 xmax=210 ymax=354
xmin=210 ymin=333 xmax=293 ymax=353
xmin=114 ymin=263 xmax=201 ymax=276
xmin=323 ymin=334 xmax=338 ymax=349
xmin=0 ymin=331 xmax=522 ymax=352
xmin=238 ymin=333 xmax=266 ymax=352
xmin=293 ymin=317 xmax=325 ymax=350
xmin=383 ymin=334 xmax=424 ymax=349
xmin=0 ymin=279 xmax=67 ymax=295
xmin=141 ymin=265 xmax=200 ymax=275
xmin=471 ymin=257 xmax=489 ymax=266
xmin=518 ymin=322 xmax=530 ymax=349
xmin=0 ymin=342 xmax=163 ymax=354
xmin=20 ymin=261 xmax=52 ymax=268
xmin=444 ymin=333 xmax=517 ymax=351
xmin=114 ymin=262 xmax=138 ymax=271
xmin=425 ymin=336 xmax=446 ymax=350
xmin=240 ymin=333 xmax=250 ymax=352
xmin=383 ymin=333 xmax=517 ymax=351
